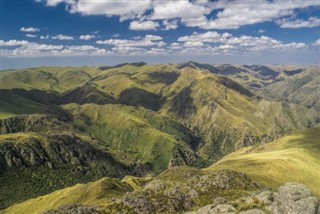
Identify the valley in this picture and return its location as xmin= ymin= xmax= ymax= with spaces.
xmin=0 ymin=62 xmax=319 ymax=213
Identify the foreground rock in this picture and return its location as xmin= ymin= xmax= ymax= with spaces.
xmin=189 ymin=182 xmax=319 ymax=214
xmin=10 ymin=169 xmax=320 ymax=214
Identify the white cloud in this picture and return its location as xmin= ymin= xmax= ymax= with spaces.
xmin=52 ymin=34 xmax=74 ymax=40
xmin=258 ymin=29 xmax=265 ymax=33
xmin=184 ymin=41 xmax=204 ymax=47
xmin=314 ymin=38 xmax=320 ymax=46
xmin=43 ymin=0 xmax=152 ymax=20
xmin=40 ymin=35 xmax=50 ymax=40
xmin=0 ymin=40 xmax=29 ymax=46
xmin=151 ymin=0 xmax=210 ymax=20
xmin=37 ymin=0 xmax=320 ymax=30
xmin=0 ymin=31 xmax=310 ymax=58
xmin=129 ymin=20 xmax=159 ymax=30
xmin=276 ymin=17 xmax=320 ymax=28
xmin=162 ymin=19 xmax=178 ymax=30
xmin=79 ymin=34 xmax=95 ymax=40
xmin=182 ymin=0 xmax=320 ymax=29
xmin=112 ymin=33 xmax=120 ymax=38
xmin=178 ymin=31 xmax=231 ymax=43
xmin=97 ymin=34 xmax=162 ymax=47
xmin=177 ymin=31 xmax=307 ymax=54
xmin=20 ymin=27 xmax=40 ymax=32
xmin=26 ymin=34 xmax=37 ymax=38
xmin=145 ymin=35 xmax=162 ymax=41
xmin=1 ymin=39 xmax=109 ymax=57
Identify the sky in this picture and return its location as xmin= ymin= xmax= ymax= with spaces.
xmin=1 ymin=0 xmax=320 ymax=69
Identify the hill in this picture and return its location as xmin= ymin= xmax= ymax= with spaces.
xmin=207 ymin=127 xmax=320 ymax=197
xmin=0 ymin=63 xmax=319 ymax=211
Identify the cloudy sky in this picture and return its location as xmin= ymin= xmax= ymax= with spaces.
xmin=1 ymin=0 xmax=320 ymax=69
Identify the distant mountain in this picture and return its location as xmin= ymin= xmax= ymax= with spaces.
xmin=263 ymin=67 xmax=320 ymax=110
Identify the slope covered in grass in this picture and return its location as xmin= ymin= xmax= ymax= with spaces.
xmin=0 ymin=90 xmax=44 ymax=119
xmin=207 ymin=127 xmax=320 ymax=196
xmin=2 ymin=177 xmax=133 ymax=214
xmin=62 ymin=103 xmax=199 ymax=172
xmin=3 ymin=168 xmax=262 ymax=214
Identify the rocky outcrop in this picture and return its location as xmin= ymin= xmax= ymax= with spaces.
xmin=106 ymin=169 xmax=260 ymax=214
xmin=0 ymin=133 xmax=127 ymax=177
xmin=189 ymin=182 xmax=319 ymax=214
xmin=272 ymin=182 xmax=319 ymax=214
xmin=0 ymin=114 xmax=69 ymax=134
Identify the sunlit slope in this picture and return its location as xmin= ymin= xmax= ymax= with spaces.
xmin=1 ymin=64 xmax=318 ymax=161
xmin=206 ymin=127 xmax=320 ymax=196
xmin=62 ymin=103 xmax=199 ymax=172
xmin=3 ymin=167 xmax=261 ymax=214
xmin=2 ymin=177 xmax=133 ymax=214
xmin=0 ymin=66 xmax=100 ymax=92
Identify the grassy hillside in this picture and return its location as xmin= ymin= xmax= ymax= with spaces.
xmin=0 ymin=90 xmax=45 ymax=119
xmin=207 ymin=127 xmax=320 ymax=196
xmin=0 ymin=114 xmax=130 ymax=209
xmin=264 ymin=67 xmax=320 ymax=110
xmin=1 ymin=63 xmax=319 ymax=212
xmin=3 ymin=168 xmax=261 ymax=214
xmin=2 ymin=177 xmax=133 ymax=214
xmin=62 ymin=103 xmax=199 ymax=172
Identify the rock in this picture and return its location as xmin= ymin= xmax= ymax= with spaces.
xmin=239 ymin=209 xmax=265 ymax=214
xmin=272 ymin=182 xmax=318 ymax=214
xmin=213 ymin=196 xmax=227 ymax=206
xmin=210 ymin=204 xmax=236 ymax=214
xmin=254 ymin=190 xmax=273 ymax=206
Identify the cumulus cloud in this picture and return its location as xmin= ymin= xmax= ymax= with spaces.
xmin=177 ymin=31 xmax=307 ymax=54
xmin=52 ymin=34 xmax=74 ymax=40
xmin=151 ymin=0 xmax=210 ymax=20
xmin=79 ymin=34 xmax=95 ymax=40
xmin=162 ymin=19 xmax=178 ymax=30
xmin=0 ymin=39 xmax=108 ymax=57
xmin=129 ymin=20 xmax=159 ymax=30
xmin=0 ymin=40 xmax=30 ymax=46
xmin=42 ymin=0 xmax=152 ymax=20
xmin=26 ymin=34 xmax=38 ymax=38
xmin=97 ymin=35 xmax=162 ymax=47
xmin=0 ymin=31 xmax=310 ymax=58
xmin=314 ymin=38 xmax=320 ymax=46
xmin=40 ymin=35 xmax=50 ymax=40
xmin=36 ymin=0 xmax=320 ymax=30
xmin=276 ymin=17 xmax=320 ymax=28
xmin=20 ymin=27 xmax=40 ymax=32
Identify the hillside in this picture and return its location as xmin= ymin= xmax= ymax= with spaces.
xmin=0 ymin=63 xmax=319 ymax=212
xmin=207 ymin=127 xmax=320 ymax=196
xmin=3 ymin=167 xmax=319 ymax=214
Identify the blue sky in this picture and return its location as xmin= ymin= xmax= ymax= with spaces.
xmin=1 ymin=0 xmax=320 ymax=69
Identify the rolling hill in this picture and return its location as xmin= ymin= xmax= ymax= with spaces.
xmin=0 ymin=62 xmax=319 ymax=212
xmin=207 ymin=127 xmax=320 ymax=196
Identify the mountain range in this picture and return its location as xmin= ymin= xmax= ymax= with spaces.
xmin=0 ymin=62 xmax=319 ymax=213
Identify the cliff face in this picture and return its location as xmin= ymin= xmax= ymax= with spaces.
xmin=0 ymin=133 xmax=127 ymax=176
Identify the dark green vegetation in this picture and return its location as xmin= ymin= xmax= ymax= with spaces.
xmin=0 ymin=62 xmax=319 ymax=213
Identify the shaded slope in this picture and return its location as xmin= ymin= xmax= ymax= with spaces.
xmin=264 ymin=67 xmax=320 ymax=110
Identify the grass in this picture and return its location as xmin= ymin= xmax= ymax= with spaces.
xmin=206 ymin=127 xmax=320 ymax=196
xmin=2 ymin=177 xmax=133 ymax=214
xmin=0 ymin=90 xmax=44 ymax=119
xmin=62 ymin=103 xmax=195 ymax=172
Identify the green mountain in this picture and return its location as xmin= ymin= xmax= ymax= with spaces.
xmin=0 ymin=63 xmax=319 ymax=212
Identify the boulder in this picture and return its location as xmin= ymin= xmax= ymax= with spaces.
xmin=272 ymin=182 xmax=318 ymax=214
